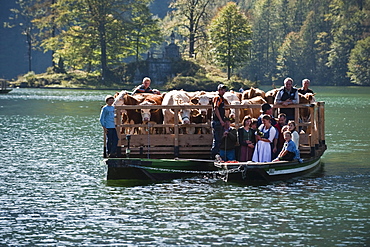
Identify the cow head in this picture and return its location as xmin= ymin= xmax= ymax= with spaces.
xmin=139 ymin=101 xmax=154 ymax=122
xmin=179 ymin=103 xmax=191 ymax=124
xmin=229 ymin=100 xmax=241 ymax=120
xmin=113 ymin=90 xmax=128 ymax=106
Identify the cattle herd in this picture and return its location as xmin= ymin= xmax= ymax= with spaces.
xmin=113 ymin=87 xmax=316 ymax=135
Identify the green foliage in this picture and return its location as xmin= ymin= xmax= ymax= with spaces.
xmin=326 ymin=0 xmax=366 ymax=85
xmin=165 ymin=58 xmax=254 ymax=91
xmin=167 ymin=0 xmax=212 ymax=57
xmin=7 ymin=0 xmax=370 ymax=87
xmin=276 ymin=32 xmax=304 ymax=80
xmin=348 ymin=37 xmax=370 ymax=85
xmin=11 ymin=69 xmax=124 ymax=88
xmin=33 ymin=0 xmax=161 ymax=84
xmin=208 ymin=2 xmax=252 ymax=80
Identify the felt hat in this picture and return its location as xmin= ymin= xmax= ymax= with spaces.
xmin=217 ymin=84 xmax=228 ymax=90
xmin=261 ymin=103 xmax=271 ymax=113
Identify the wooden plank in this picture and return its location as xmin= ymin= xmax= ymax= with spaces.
xmin=115 ymin=104 xmax=312 ymax=110
xmin=174 ymin=108 xmax=179 ymax=148
xmin=119 ymin=134 xmax=214 ymax=147
xmin=178 ymin=134 xmax=213 ymax=146
xmin=299 ymin=133 xmax=309 ymax=145
xmin=317 ymin=102 xmax=325 ymax=142
xmin=119 ymin=134 xmax=174 ymax=146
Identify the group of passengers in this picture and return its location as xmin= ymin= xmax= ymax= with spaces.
xmin=215 ymin=112 xmax=301 ymax=163
xmin=212 ymin=77 xmax=314 ymax=163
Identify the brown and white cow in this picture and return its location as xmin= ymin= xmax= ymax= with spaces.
xmin=240 ymin=96 xmax=267 ymax=120
xmin=189 ymin=93 xmax=213 ymax=134
xmin=265 ymin=88 xmax=279 ymax=104
xmin=162 ymin=90 xmax=194 ymax=134
xmin=120 ymin=94 xmax=143 ymax=135
xmin=242 ymin=87 xmax=266 ymax=100
xmin=223 ymin=91 xmax=240 ymax=121
xmin=298 ymin=93 xmax=316 ymax=122
xmin=139 ymin=94 xmax=164 ymax=134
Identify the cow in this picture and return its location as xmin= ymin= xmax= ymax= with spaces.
xmin=223 ymin=91 xmax=241 ymax=122
xmin=298 ymin=92 xmax=316 ymax=124
xmin=113 ymin=90 xmax=129 ymax=106
xmin=162 ymin=90 xmax=194 ymax=134
xmin=240 ymin=96 xmax=267 ymax=121
xmin=139 ymin=94 xmax=164 ymax=134
xmin=242 ymin=87 xmax=266 ymax=100
xmin=120 ymin=94 xmax=144 ymax=135
xmin=189 ymin=94 xmax=213 ymax=134
xmin=265 ymin=88 xmax=279 ymax=104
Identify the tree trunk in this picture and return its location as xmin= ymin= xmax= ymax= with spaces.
xmin=26 ymin=29 xmax=32 ymax=72
xmin=99 ymin=23 xmax=108 ymax=83
xmin=189 ymin=32 xmax=195 ymax=58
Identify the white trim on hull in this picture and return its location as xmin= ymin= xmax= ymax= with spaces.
xmin=267 ymin=159 xmax=321 ymax=176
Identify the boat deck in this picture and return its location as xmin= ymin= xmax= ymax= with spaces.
xmin=107 ymin=102 xmax=326 ymax=160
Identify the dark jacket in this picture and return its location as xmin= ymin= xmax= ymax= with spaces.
xmin=220 ymin=127 xmax=237 ymax=150
xmin=238 ymin=127 xmax=256 ymax=146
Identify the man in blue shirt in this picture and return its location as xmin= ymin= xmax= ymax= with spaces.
xmin=99 ymin=95 xmax=118 ymax=158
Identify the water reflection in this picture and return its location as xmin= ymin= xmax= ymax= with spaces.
xmin=0 ymin=88 xmax=369 ymax=246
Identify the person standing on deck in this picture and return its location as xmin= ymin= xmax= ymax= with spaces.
xmin=257 ymin=103 xmax=277 ymax=127
xmin=132 ymin=77 xmax=160 ymax=95
xmin=238 ymin=116 xmax=256 ymax=162
xmin=252 ymin=115 xmax=277 ymax=162
xmin=273 ymin=113 xmax=287 ymax=158
xmin=274 ymin=77 xmax=299 ymax=121
xmin=298 ymin=78 xmax=314 ymax=95
xmin=211 ymin=84 xmax=228 ymax=159
xmin=219 ymin=117 xmax=237 ymax=161
xmin=100 ymin=95 xmax=118 ymax=158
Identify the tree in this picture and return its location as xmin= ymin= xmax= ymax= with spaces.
xmin=276 ymin=32 xmax=304 ymax=80
xmin=37 ymin=0 xmax=161 ymax=83
xmin=208 ymin=2 xmax=252 ymax=80
xmin=326 ymin=0 xmax=366 ymax=85
xmin=168 ymin=0 xmax=213 ymax=58
xmin=348 ymin=37 xmax=370 ymax=85
xmin=5 ymin=0 xmax=40 ymax=72
xmin=129 ymin=3 xmax=162 ymax=63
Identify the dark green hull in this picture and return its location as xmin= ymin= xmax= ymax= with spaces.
xmin=216 ymin=156 xmax=323 ymax=183
xmin=104 ymin=158 xmax=217 ymax=181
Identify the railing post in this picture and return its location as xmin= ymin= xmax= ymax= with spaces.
xmin=173 ymin=108 xmax=179 ymax=157
xmin=317 ymin=102 xmax=325 ymax=145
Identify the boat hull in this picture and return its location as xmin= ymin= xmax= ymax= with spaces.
xmin=216 ymin=157 xmax=323 ymax=183
xmin=104 ymin=158 xmax=217 ymax=181
xmin=0 ymin=89 xmax=12 ymax=94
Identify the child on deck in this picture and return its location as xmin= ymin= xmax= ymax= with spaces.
xmin=273 ymin=131 xmax=300 ymax=162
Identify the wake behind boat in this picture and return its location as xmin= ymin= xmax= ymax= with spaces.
xmin=102 ymin=90 xmax=326 ymax=183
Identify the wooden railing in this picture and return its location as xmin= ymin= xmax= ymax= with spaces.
xmin=107 ymin=102 xmax=325 ymax=159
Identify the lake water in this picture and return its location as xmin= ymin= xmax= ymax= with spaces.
xmin=0 ymin=87 xmax=369 ymax=246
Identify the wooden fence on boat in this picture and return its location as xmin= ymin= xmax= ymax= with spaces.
xmin=105 ymin=102 xmax=325 ymax=159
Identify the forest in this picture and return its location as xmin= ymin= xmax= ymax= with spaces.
xmin=5 ymin=0 xmax=370 ymax=87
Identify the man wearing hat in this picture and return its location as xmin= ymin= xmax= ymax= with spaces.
xmin=257 ymin=103 xmax=277 ymax=127
xmin=211 ymin=84 xmax=228 ymax=159
xmin=219 ymin=117 xmax=237 ymax=161
xmin=99 ymin=95 xmax=119 ymax=158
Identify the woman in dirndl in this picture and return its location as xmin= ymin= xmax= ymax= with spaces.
xmin=252 ymin=115 xmax=277 ymax=162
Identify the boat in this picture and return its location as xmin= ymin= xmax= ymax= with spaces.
xmin=103 ymin=97 xmax=326 ymax=184
xmin=0 ymin=79 xmax=12 ymax=94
